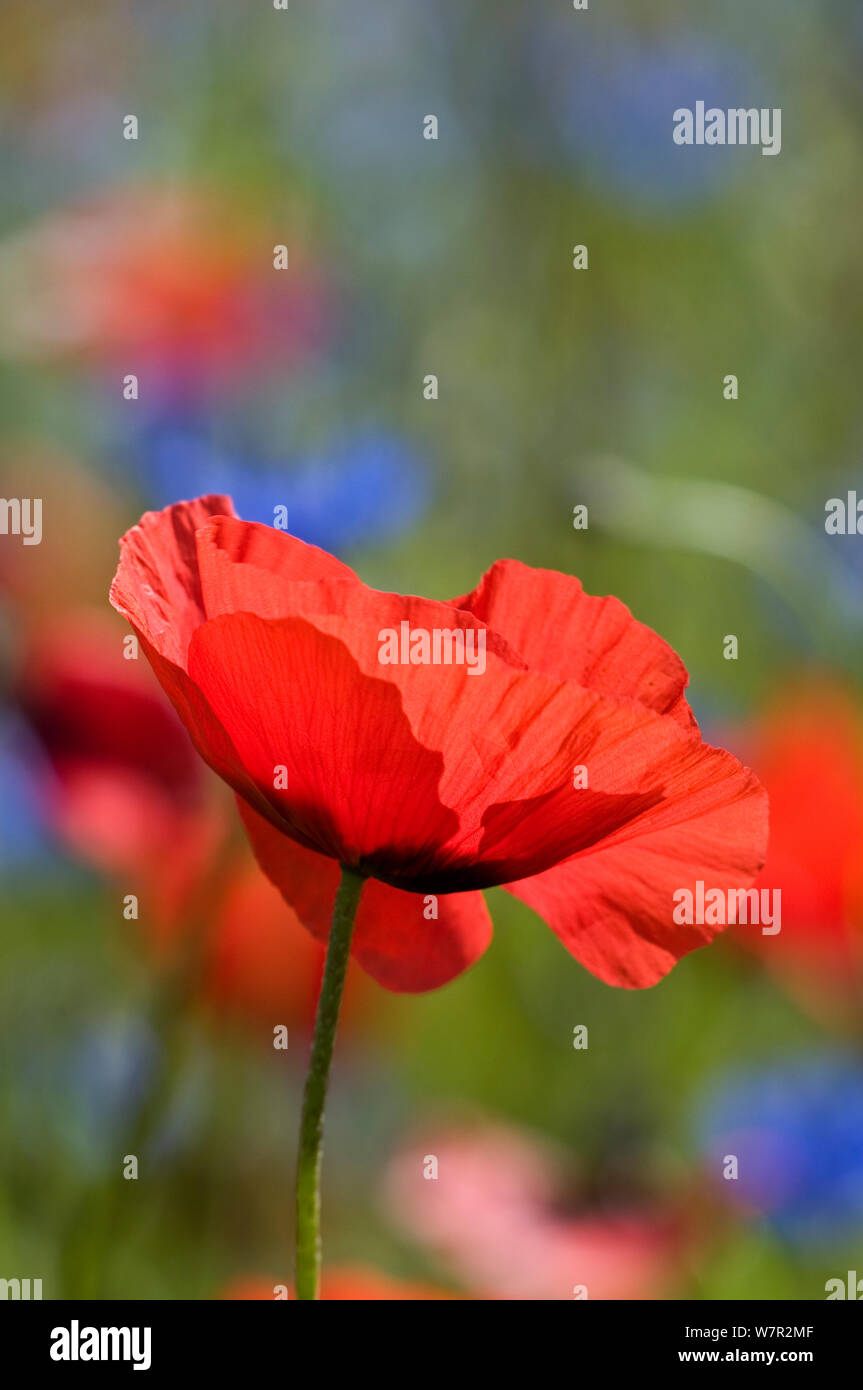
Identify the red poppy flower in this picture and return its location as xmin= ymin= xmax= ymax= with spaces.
xmin=110 ymin=495 xmax=767 ymax=992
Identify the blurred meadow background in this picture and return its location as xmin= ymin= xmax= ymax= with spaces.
xmin=2 ymin=0 xmax=863 ymax=1299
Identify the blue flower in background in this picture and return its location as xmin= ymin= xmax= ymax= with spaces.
xmin=0 ymin=712 xmax=53 ymax=873
xmin=820 ymin=473 xmax=863 ymax=632
xmin=696 ymin=1054 xmax=863 ymax=1246
xmin=10 ymin=1017 xmax=156 ymax=1176
xmin=71 ymin=1018 xmax=157 ymax=1142
xmin=12 ymin=1016 xmax=209 ymax=1176
xmin=532 ymin=24 xmax=768 ymax=213
xmin=130 ymin=411 xmax=431 ymax=555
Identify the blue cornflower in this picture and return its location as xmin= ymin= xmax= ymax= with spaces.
xmin=532 ymin=24 xmax=768 ymax=213
xmin=696 ymin=1054 xmax=863 ymax=1245
xmin=130 ymin=411 xmax=430 ymax=555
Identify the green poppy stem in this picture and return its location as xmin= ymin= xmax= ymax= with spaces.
xmin=295 ymin=864 xmax=366 ymax=1300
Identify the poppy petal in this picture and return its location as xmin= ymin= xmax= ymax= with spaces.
xmin=452 ymin=559 xmax=695 ymax=728
xmin=507 ymin=746 xmax=768 ymax=987
xmin=110 ymin=494 xmax=235 ymax=666
xmin=187 ymin=610 xmax=460 ymax=868
xmin=195 ymin=514 xmax=357 ymax=620
xmin=110 ymin=498 xmax=288 ymax=820
xmin=237 ymin=799 xmax=492 ymax=991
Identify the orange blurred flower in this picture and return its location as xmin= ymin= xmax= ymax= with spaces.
xmin=220 ymin=1268 xmax=455 ymax=1301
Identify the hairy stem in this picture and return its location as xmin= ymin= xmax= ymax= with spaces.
xmin=295 ymin=865 xmax=365 ymax=1300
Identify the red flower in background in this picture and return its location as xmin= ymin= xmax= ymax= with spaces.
xmin=208 ymin=861 xmax=366 ymax=1031
xmin=18 ymin=611 xmax=216 ymax=929
xmin=733 ymin=683 xmax=863 ymax=1025
xmin=17 ymin=611 xmax=366 ymax=1030
xmin=110 ymin=495 xmax=768 ymax=992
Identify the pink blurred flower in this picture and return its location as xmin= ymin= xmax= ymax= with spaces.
xmin=384 ymin=1123 xmax=682 ymax=1300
